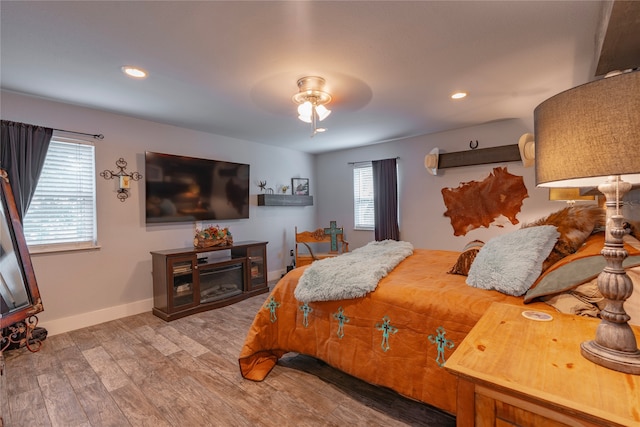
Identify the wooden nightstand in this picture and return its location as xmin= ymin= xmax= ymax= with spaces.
xmin=445 ymin=303 xmax=640 ymax=427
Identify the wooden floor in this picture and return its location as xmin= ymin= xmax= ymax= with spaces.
xmin=1 ymin=291 xmax=455 ymax=427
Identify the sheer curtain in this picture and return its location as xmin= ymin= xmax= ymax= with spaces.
xmin=0 ymin=120 xmax=53 ymax=219
xmin=372 ymin=158 xmax=399 ymax=241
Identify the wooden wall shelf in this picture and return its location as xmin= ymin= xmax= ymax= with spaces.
xmin=257 ymin=194 xmax=313 ymax=206
xmin=438 ymin=144 xmax=521 ymax=169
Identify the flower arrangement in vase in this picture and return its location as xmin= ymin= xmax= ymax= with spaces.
xmin=193 ymin=225 xmax=233 ymax=248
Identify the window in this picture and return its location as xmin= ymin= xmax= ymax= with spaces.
xmin=23 ymin=136 xmax=97 ymax=252
xmin=353 ymin=162 xmax=374 ymax=230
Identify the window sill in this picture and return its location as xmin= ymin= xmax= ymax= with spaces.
xmin=28 ymin=244 xmax=102 ymax=255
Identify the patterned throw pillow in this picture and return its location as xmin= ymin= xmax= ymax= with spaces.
xmin=521 ymin=205 xmax=605 ymax=272
xmin=448 ymin=240 xmax=484 ymax=276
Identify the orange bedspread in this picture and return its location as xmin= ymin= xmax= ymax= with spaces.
xmin=238 ymin=249 xmax=551 ymax=415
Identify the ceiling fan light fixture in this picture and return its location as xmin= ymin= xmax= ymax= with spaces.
xmin=315 ymin=104 xmax=331 ymax=121
xmin=298 ymin=114 xmax=312 ymax=124
xmin=292 ymin=76 xmax=332 ymax=137
xmin=297 ymin=101 xmax=313 ymax=119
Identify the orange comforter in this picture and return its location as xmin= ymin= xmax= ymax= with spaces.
xmin=238 ymin=249 xmax=550 ymax=415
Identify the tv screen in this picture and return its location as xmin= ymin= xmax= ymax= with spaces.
xmin=145 ymin=152 xmax=250 ymax=223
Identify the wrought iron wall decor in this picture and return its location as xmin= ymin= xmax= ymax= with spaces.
xmin=100 ymin=158 xmax=142 ymax=202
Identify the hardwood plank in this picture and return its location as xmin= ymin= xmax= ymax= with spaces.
xmin=155 ymin=324 xmax=210 ymax=357
xmin=0 ymin=362 xmax=9 ymax=427
xmin=7 ymin=399 xmax=51 ymax=427
xmin=133 ymin=324 xmax=182 ymax=356
xmin=56 ymin=345 xmax=100 ymax=390
xmin=7 ymin=388 xmax=45 ymax=415
xmin=168 ymin=350 xmax=236 ymax=395
xmin=42 ymin=332 xmax=75 ymax=353
xmin=86 ymin=320 xmax=128 ymax=344
xmin=100 ymin=335 xmax=160 ymax=386
xmin=37 ymin=372 xmax=89 ymax=426
xmin=108 ymin=382 xmax=171 ymax=427
xmin=197 ymin=350 xmax=247 ymax=384
xmin=115 ymin=311 xmax=164 ymax=330
xmin=4 ymin=359 xmax=39 ymax=397
xmin=18 ymin=340 xmax=61 ymax=379
xmin=278 ymin=354 xmax=455 ymax=426
xmin=168 ymin=374 xmax=256 ymax=426
xmin=126 ymin=369 xmax=213 ymax=427
xmin=1 ymin=292 xmax=456 ymax=426
xmin=81 ymin=346 xmax=131 ymax=392
xmin=73 ymin=381 xmax=129 ymax=427
xmin=68 ymin=326 xmax=102 ymax=352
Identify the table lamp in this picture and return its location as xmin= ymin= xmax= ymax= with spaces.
xmin=534 ymin=69 xmax=640 ymax=374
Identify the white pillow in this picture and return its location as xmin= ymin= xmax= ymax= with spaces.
xmin=466 ymin=225 xmax=559 ymax=296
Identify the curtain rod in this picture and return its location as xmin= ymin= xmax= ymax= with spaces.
xmin=53 ymin=128 xmax=104 ymax=140
xmin=347 ymin=156 xmax=399 ymax=165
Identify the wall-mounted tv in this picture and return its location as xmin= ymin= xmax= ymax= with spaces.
xmin=145 ymin=152 xmax=250 ymax=223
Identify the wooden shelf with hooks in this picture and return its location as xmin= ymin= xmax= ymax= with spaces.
xmin=438 ymin=144 xmax=521 ymax=169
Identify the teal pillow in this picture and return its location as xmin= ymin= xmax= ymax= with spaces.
xmin=524 ymin=255 xmax=640 ymax=303
xmin=466 ymin=225 xmax=560 ymax=296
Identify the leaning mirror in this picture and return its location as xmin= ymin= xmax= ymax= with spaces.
xmin=0 ymin=169 xmax=43 ymax=353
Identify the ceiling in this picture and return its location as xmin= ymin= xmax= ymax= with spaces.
xmin=0 ymin=1 xmax=611 ymax=154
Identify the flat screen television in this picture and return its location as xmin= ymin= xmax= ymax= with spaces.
xmin=145 ymin=152 xmax=250 ymax=223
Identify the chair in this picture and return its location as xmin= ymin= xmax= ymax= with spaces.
xmin=295 ymin=221 xmax=349 ymax=267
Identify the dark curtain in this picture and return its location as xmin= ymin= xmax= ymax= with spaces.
xmin=372 ymin=158 xmax=399 ymax=241
xmin=0 ymin=120 xmax=53 ymax=220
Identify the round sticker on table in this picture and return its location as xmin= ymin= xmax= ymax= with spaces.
xmin=521 ymin=310 xmax=553 ymax=321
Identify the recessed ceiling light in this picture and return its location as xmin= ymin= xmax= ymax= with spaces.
xmin=451 ymin=91 xmax=467 ymax=100
xmin=121 ymin=66 xmax=147 ymax=79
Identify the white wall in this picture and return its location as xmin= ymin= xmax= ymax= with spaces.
xmin=5 ymin=92 xmax=620 ymax=336
xmin=316 ymin=119 xmax=568 ymax=251
xmin=1 ymin=90 xmax=316 ymax=334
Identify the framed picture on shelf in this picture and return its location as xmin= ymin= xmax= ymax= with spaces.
xmin=291 ymin=178 xmax=309 ymax=196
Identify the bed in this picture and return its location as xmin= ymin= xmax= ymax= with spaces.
xmin=238 ymin=206 xmax=640 ymax=415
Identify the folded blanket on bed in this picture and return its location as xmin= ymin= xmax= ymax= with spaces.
xmin=293 ymin=239 xmax=414 ymax=302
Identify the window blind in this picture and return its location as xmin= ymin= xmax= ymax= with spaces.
xmin=353 ymin=162 xmax=374 ymax=230
xmin=23 ymin=137 xmax=97 ymax=251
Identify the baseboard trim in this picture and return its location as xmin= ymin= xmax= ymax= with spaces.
xmin=40 ymin=298 xmax=153 ymax=336
xmin=268 ymin=269 xmax=286 ymax=283
xmin=41 ymin=270 xmax=285 ymax=336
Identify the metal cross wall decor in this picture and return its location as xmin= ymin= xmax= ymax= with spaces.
xmin=100 ymin=158 xmax=143 ymax=202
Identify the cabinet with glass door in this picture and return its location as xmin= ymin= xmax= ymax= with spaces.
xmin=151 ymin=241 xmax=268 ymax=321
xmin=246 ymin=245 xmax=266 ymax=291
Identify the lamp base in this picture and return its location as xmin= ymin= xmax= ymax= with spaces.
xmin=581 ymin=340 xmax=640 ymax=375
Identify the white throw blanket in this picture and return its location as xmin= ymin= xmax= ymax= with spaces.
xmin=294 ymin=240 xmax=414 ymax=302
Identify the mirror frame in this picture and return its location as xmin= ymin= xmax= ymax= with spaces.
xmin=0 ymin=169 xmax=43 ymax=329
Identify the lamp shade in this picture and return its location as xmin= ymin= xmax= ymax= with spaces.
xmin=297 ymin=101 xmax=313 ymax=120
xmin=315 ymin=104 xmax=331 ymax=121
xmin=534 ymin=71 xmax=640 ymax=188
